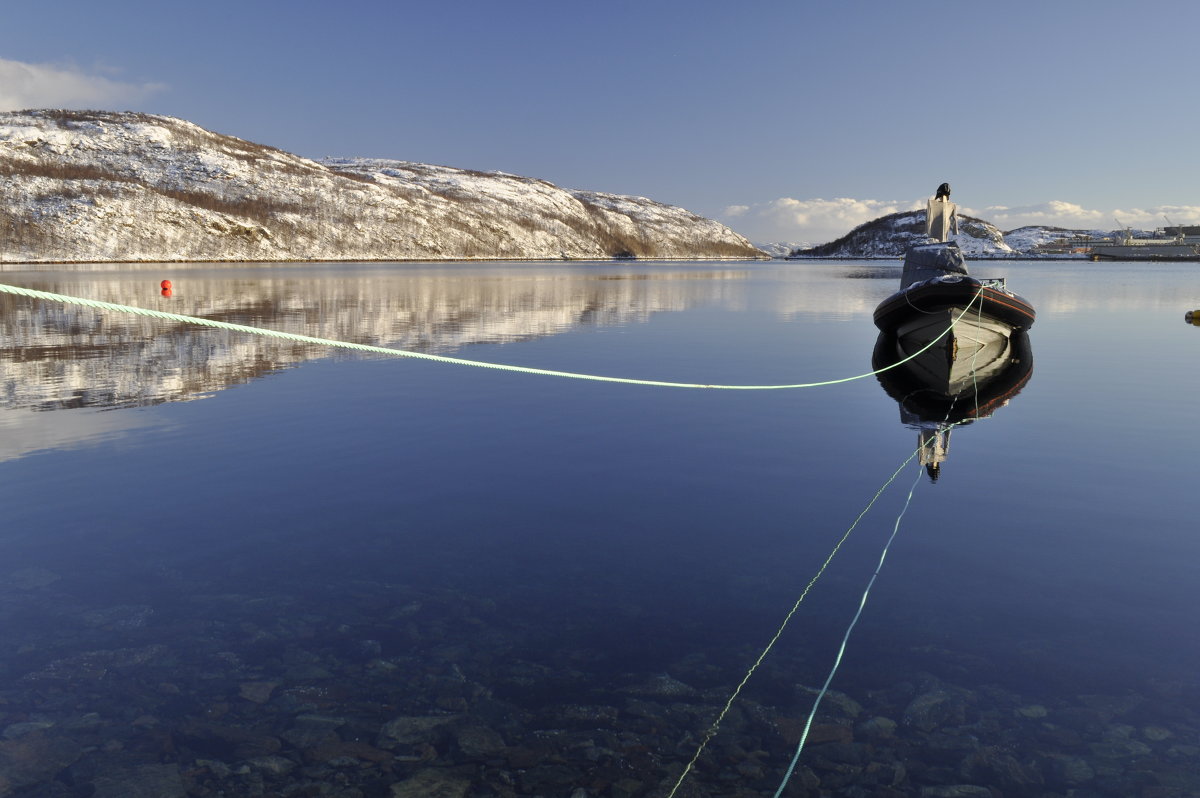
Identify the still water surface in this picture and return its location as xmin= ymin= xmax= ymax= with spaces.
xmin=0 ymin=260 xmax=1197 ymax=797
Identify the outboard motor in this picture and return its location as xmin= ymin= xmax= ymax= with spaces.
xmin=901 ymin=242 xmax=968 ymax=286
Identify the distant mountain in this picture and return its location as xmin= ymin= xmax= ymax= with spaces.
xmin=785 ymin=212 xmax=1131 ymax=259
xmin=1001 ymin=225 xmax=1109 ymax=254
xmin=0 ymin=110 xmax=764 ymax=263
xmin=789 ymin=211 xmax=1014 ymax=258
xmin=754 ymin=241 xmax=811 ymax=258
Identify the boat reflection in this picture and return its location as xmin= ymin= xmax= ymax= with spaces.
xmin=872 ymin=328 xmax=1033 ymax=481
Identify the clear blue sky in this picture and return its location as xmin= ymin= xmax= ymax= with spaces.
xmin=3 ymin=0 xmax=1199 ymax=242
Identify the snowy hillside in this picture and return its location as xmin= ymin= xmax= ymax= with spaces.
xmin=1001 ymin=225 xmax=1107 ymax=255
xmin=0 ymin=110 xmax=763 ymax=263
xmin=754 ymin=241 xmax=810 ymax=258
xmin=789 ymin=211 xmax=1014 ymax=258
xmin=784 ymin=211 xmax=1122 ymax=259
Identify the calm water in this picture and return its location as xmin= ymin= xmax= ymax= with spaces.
xmin=0 ymin=259 xmax=1197 ymax=797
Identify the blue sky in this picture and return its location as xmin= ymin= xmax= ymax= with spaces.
xmin=2 ymin=0 xmax=1199 ymax=243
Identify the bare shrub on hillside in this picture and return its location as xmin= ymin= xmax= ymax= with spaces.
xmin=326 ymin=167 xmax=375 ymax=184
xmin=426 ymin=184 xmax=480 ymax=204
xmin=33 ymin=109 xmax=125 ymax=126
xmin=574 ymin=197 xmax=650 ymax=257
xmin=1 ymin=158 xmax=136 ymax=184
xmin=152 ymin=186 xmax=306 ymax=226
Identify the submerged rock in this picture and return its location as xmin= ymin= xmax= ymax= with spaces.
xmin=856 ymin=715 xmax=898 ymax=740
xmin=1142 ymin=725 xmax=1173 ymax=742
xmin=1089 ymin=737 xmax=1153 ymax=759
xmin=0 ymin=732 xmax=82 ymax=794
xmin=246 ymin=755 xmax=296 ymax=776
xmin=453 ymin=725 xmax=506 ymax=758
xmin=903 ymin=689 xmax=969 ymax=732
xmin=389 ymin=767 xmax=472 ymax=798
xmin=378 ymin=715 xmax=461 ymax=746
xmin=238 ymin=681 xmax=279 ymax=704
xmin=2 ymin=721 xmax=55 ymax=740
xmin=1077 ymin=693 xmax=1143 ymax=721
xmin=81 ymin=604 xmax=154 ymax=630
xmin=919 ymin=786 xmax=992 ymax=798
xmin=619 ymin=674 xmax=696 ymax=698
xmin=796 ymin=686 xmax=863 ymax=718
xmin=1044 ymin=753 xmax=1096 ymax=786
xmin=1014 ymin=704 xmax=1048 ymax=718
xmin=959 ymin=746 xmax=1043 ymax=792
xmin=90 ymin=763 xmax=186 ymax=798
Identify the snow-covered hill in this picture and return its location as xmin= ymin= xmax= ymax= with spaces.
xmin=789 ymin=211 xmax=1014 ymax=258
xmin=1001 ymin=225 xmax=1108 ymax=254
xmin=753 ymin=241 xmax=811 ymax=258
xmin=0 ymin=110 xmax=763 ymax=263
xmin=784 ymin=212 xmax=1126 ymax=259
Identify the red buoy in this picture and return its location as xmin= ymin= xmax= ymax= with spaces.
xmin=160 ymin=279 xmax=172 ymax=290
xmin=161 ymin=288 xmax=173 ymax=298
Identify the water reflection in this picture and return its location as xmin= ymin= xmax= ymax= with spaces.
xmin=872 ymin=329 xmax=1033 ymax=479
xmin=0 ymin=267 xmax=748 ymax=414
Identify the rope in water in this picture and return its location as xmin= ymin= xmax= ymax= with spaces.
xmin=770 ymin=370 xmax=982 ymax=797
xmin=0 ymin=282 xmax=981 ymax=391
xmin=772 ymin=458 xmax=926 ymax=797
xmin=663 ymin=441 xmax=927 ymax=798
xmin=669 ymin=376 xmax=985 ymax=797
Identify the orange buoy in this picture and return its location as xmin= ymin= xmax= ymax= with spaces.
xmin=160 ymin=279 xmax=172 ymax=290
xmin=161 ymin=288 xmax=173 ymax=298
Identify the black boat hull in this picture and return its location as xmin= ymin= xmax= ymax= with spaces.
xmin=873 ymin=276 xmax=1036 ymax=334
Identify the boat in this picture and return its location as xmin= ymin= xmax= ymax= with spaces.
xmin=873 ymin=184 xmax=1035 ymax=363
xmin=1086 ymin=227 xmax=1200 ymax=261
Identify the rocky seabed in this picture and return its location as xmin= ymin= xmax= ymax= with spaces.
xmin=0 ymin=567 xmax=1197 ymax=798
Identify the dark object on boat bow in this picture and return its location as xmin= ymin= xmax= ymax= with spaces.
xmin=873 ymin=261 xmax=1036 ymax=335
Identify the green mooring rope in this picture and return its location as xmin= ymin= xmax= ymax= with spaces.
xmin=0 ymin=282 xmax=981 ymax=390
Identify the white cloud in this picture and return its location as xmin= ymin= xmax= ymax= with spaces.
xmin=971 ymin=201 xmax=1106 ymax=229
xmin=0 ymin=58 xmax=165 ymax=111
xmin=975 ymin=201 xmax=1200 ymax=231
xmin=718 ymin=196 xmax=923 ymax=245
xmin=721 ymin=195 xmax=1200 ymax=244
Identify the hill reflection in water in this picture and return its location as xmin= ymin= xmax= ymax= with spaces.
xmin=1 ymin=263 xmax=751 ymax=413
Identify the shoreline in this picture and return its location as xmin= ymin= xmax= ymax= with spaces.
xmin=784 ymin=254 xmax=1090 ymax=261
xmin=0 ymin=255 xmax=771 ymax=266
